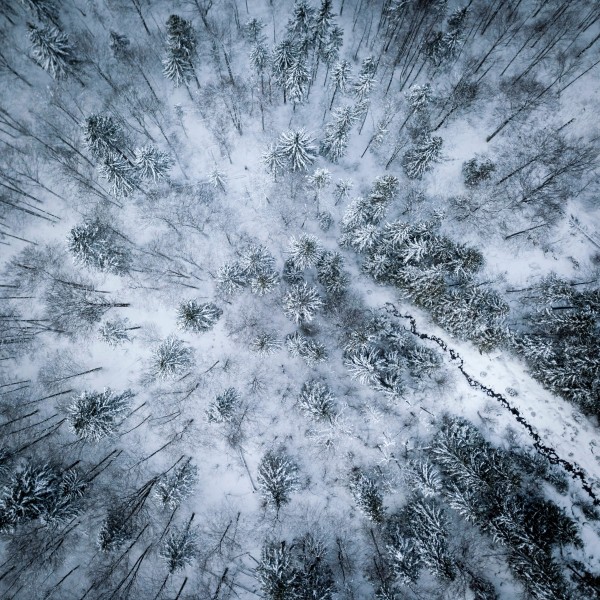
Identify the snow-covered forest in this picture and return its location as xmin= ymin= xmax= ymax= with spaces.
xmin=0 ymin=0 xmax=599 ymax=598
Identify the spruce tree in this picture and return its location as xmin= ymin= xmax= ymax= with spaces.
xmin=272 ymin=39 xmax=298 ymax=103
xmin=67 ymin=218 xmax=130 ymax=274
xmin=133 ymin=145 xmax=173 ymax=182
xmin=297 ymin=380 xmax=336 ymax=421
xmin=83 ymin=114 xmax=126 ymax=161
xmin=277 ymin=129 xmax=317 ymax=171
xmin=67 ymin=388 xmax=133 ymax=442
xmin=288 ymin=233 xmax=322 ymax=269
xmin=151 ymin=336 xmax=193 ymax=379
xmin=257 ymin=450 xmax=300 ymax=511
xmin=176 ymin=300 xmax=222 ymax=333
xmin=320 ymin=105 xmax=357 ymax=162
xmin=160 ymin=521 xmax=198 ymax=573
xmin=206 ymin=388 xmax=240 ymax=423
xmin=163 ymin=15 xmax=198 ymax=87
xmin=283 ymin=282 xmax=323 ymax=324
xmin=99 ymin=152 xmax=138 ymax=197
xmin=155 ymin=460 xmax=198 ymax=509
xmin=402 ymin=136 xmax=443 ymax=179
xmin=27 ymin=23 xmax=76 ymax=79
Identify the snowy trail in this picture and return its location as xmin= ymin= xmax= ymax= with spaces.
xmin=383 ymin=302 xmax=600 ymax=505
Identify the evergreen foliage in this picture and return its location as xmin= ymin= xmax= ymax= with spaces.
xmin=134 ymin=145 xmax=173 ymax=182
xmin=67 ymin=388 xmax=133 ymax=441
xmin=151 ymin=336 xmax=193 ymax=379
xmin=257 ymin=450 xmax=300 ymax=511
xmin=176 ymin=300 xmax=222 ymax=333
xmin=250 ymin=332 xmax=282 ymax=356
xmin=27 ymin=23 xmax=76 ymax=79
xmin=206 ymin=388 xmax=240 ymax=423
xmin=320 ymin=105 xmax=357 ymax=162
xmin=349 ymin=467 xmax=385 ymax=523
xmin=462 ymin=157 xmax=496 ymax=187
xmin=316 ymin=251 xmax=349 ymax=297
xmin=402 ymin=136 xmax=443 ymax=179
xmin=0 ymin=462 xmax=86 ymax=531
xmin=297 ymin=380 xmax=336 ymax=421
xmin=286 ymin=331 xmax=329 ymax=365
xmin=163 ymin=15 xmax=198 ymax=87
xmin=288 ymin=234 xmax=322 ymax=270
xmin=283 ymin=282 xmax=323 ymax=323
xmin=276 ymin=129 xmax=318 ymax=171
xmin=67 ymin=218 xmax=130 ymax=274
xmin=98 ymin=316 xmax=134 ymax=346
xmin=83 ymin=114 xmax=126 ymax=161
xmin=160 ymin=523 xmax=197 ymax=572
xmin=155 ymin=460 xmax=198 ymax=510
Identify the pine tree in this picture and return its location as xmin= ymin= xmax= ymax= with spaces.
xmin=99 ymin=151 xmax=138 ymax=197
xmin=277 ymin=129 xmax=317 ymax=171
xmin=245 ymin=17 xmax=266 ymax=43
xmin=285 ymin=331 xmax=329 ymax=365
xmin=352 ymin=67 xmax=376 ymax=102
xmin=209 ymin=166 xmax=227 ymax=191
xmin=287 ymin=56 xmax=310 ymax=106
xmin=316 ymin=251 xmax=349 ymax=297
xmin=321 ymin=25 xmax=343 ymax=71
xmin=314 ymin=0 xmax=334 ymax=51
xmin=206 ymin=388 xmax=240 ymax=423
xmin=216 ymin=262 xmax=248 ymax=295
xmin=83 ymin=114 xmax=126 ymax=161
xmin=151 ymin=336 xmax=193 ymax=379
xmin=442 ymin=7 xmax=469 ymax=60
xmin=160 ymin=521 xmax=198 ymax=573
xmin=27 ymin=23 xmax=76 ymax=79
xmin=462 ymin=157 xmax=496 ymax=187
xmin=67 ymin=388 xmax=133 ymax=442
xmin=176 ymin=300 xmax=222 ymax=333
xmin=98 ymin=316 xmax=135 ymax=346
xmin=67 ymin=218 xmax=130 ymax=274
xmin=348 ymin=468 xmax=384 ymax=523
xmin=257 ymin=450 xmax=300 ymax=511
xmin=334 ymin=178 xmax=353 ymax=205
xmin=386 ymin=536 xmax=422 ymax=585
xmin=133 ymin=145 xmax=173 ymax=182
xmin=288 ymin=233 xmax=322 ymax=269
xmin=320 ymin=105 xmax=357 ymax=162
xmin=262 ymin=143 xmax=287 ymax=179
xmin=241 ymin=244 xmax=279 ymax=295
xmin=402 ymin=136 xmax=443 ymax=179
xmin=257 ymin=541 xmax=298 ymax=600
xmin=155 ymin=460 xmax=198 ymax=509
xmin=292 ymin=534 xmax=335 ymax=600
xmin=251 ymin=332 xmax=282 ymax=356
xmin=250 ymin=41 xmax=270 ymax=79
xmin=98 ymin=508 xmax=135 ymax=552
xmin=329 ymin=59 xmax=351 ymax=108
xmin=0 ymin=462 xmax=55 ymax=530
xmin=163 ymin=15 xmax=198 ymax=87
xmin=283 ymin=282 xmax=323 ymax=324
xmin=272 ymin=40 xmax=298 ymax=103
xmin=286 ymin=0 xmax=316 ymax=40
xmin=297 ymin=380 xmax=336 ymax=421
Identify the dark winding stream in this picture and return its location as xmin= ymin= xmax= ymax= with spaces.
xmin=384 ymin=302 xmax=599 ymax=506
